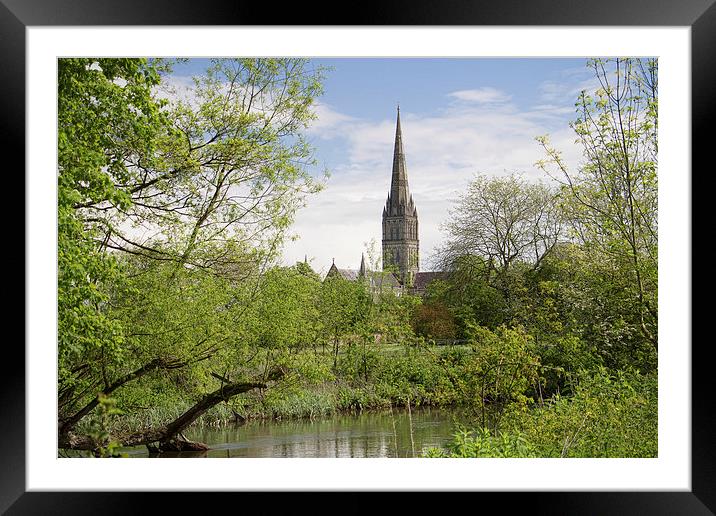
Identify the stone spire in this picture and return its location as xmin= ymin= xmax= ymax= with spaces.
xmin=359 ymin=253 xmax=366 ymax=277
xmin=382 ymin=106 xmax=419 ymax=286
xmin=385 ymin=106 xmax=417 ymax=217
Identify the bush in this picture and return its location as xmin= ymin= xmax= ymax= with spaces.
xmin=455 ymin=324 xmax=541 ymax=426
xmin=424 ymin=427 xmax=537 ymax=458
xmin=412 ymin=302 xmax=458 ymax=340
xmin=505 ymin=367 xmax=657 ymax=457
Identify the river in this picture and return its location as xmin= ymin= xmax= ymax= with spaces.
xmin=120 ymin=406 xmax=471 ymax=458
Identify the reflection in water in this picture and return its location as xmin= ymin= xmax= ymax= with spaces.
xmin=121 ymin=406 xmax=469 ymax=458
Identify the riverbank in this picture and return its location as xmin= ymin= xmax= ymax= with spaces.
xmin=114 ymin=406 xmax=471 ymax=458
xmin=68 ymin=344 xmax=657 ymax=459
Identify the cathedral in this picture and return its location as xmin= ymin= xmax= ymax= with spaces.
xmin=326 ymin=107 xmax=444 ymax=295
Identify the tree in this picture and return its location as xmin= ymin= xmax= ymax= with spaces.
xmin=434 ymin=174 xmax=564 ymax=322
xmin=58 ymin=58 xmax=169 ymax=424
xmin=57 ymin=58 xmax=327 ymax=453
xmin=79 ymin=58 xmax=326 ymax=274
xmin=437 ymin=174 xmax=564 ymax=276
xmin=460 ymin=324 xmax=541 ymax=431
xmin=424 ymin=257 xmax=509 ymax=332
xmin=245 ymin=265 xmax=322 ymax=353
xmin=537 ymin=58 xmax=658 ymax=349
xmin=317 ymin=276 xmax=372 ymax=368
xmin=412 ymin=301 xmax=458 ymax=340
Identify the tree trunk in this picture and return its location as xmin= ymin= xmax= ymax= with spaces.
xmin=58 ymin=369 xmax=285 ymax=453
xmin=333 ymin=337 xmax=339 ymax=369
xmin=59 ymin=357 xmax=183 ymax=435
xmin=148 ymin=433 xmax=209 ymax=453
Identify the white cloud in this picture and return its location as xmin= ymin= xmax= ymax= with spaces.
xmin=153 ymin=74 xmax=197 ymax=107
xmin=447 ymin=87 xmax=512 ymax=104
xmin=281 ymin=102 xmax=584 ymax=275
xmin=538 ymin=76 xmax=600 ymax=106
xmin=307 ymin=102 xmax=356 ymax=136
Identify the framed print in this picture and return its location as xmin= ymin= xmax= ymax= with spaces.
xmin=6 ymin=0 xmax=712 ymax=513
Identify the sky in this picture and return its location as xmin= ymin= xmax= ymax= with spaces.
xmin=170 ymin=58 xmax=597 ymax=275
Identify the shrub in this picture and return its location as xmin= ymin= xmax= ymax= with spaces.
xmin=505 ymin=367 xmax=657 ymax=457
xmin=424 ymin=427 xmax=537 ymax=458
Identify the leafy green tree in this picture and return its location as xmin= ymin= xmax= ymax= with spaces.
xmin=425 ymin=256 xmax=509 ymax=332
xmin=58 ymin=58 xmax=169 ymax=419
xmin=537 ymin=58 xmax=658 ymax=350
xmin=246 ymin=265 xmax=322 ymax=353
xmin=434 ymin=174 xmax=563 ymax=327
xmin=411 ymin=301 xmax=458 ymax=341
xmin=317 ymin=276 xmax=372 ymax=368
xmin=457 ymin=324 xmax=541 ymax=431
xmin=91 ymin=58 xmax=327 ymax=273
xmin=57 ymin=58 xmax=328 ymax=453
xmin=535 ymin=243 xmax=656 ymax=372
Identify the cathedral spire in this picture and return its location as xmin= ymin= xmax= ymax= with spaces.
xmin=359 ymin=253 xmax=366 ymax=277
xmin=382 ymin=105 xmax=419 ymax=285
xmin=389 ymin=105 xmax=411 ymax=213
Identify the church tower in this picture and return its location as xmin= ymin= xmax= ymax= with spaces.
xmin=382 ymin=106 xmax=419 ymax=286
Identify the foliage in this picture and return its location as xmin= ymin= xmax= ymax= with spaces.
xmin=412 ymin=301 xmax=459 ymax=340
xmin=58 ymin=58 xmax=169 ymax=410
xmin=456 ymin=325 xmax=541 ymax=429
xmin=91 ymin=58 xmax=327 ymax=271
xmin=57 ymin=58 xmax=329 ymax=451
xmin=88 ymin=395 xmax=127 ymax=458
xmin=424 ymin=258 xmax=509 ymax=333
xmin=436 ymin=173 xmax=563 ymax=274
xmin=537 ymin=58 xmax=658 ymax=350
xmin=505 ymin=368 xmax=657 ymax=457
xmin=246 ymin=266 xmax=322 ymax=351
xmin=536 ymin=244 xmax=656 ymax=372
xmin=317 ymin=275 xmax=372 ymax=366
xmin=424 ymin=427 xmax=537 ymax=458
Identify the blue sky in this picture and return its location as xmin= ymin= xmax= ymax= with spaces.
xmin=168 ymin=58 xmax=597 ymax=274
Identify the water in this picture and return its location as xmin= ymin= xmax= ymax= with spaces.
xmin=120 ymin=406 xmax=470 ymax=458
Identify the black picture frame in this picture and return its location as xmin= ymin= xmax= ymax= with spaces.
xmin=5 ymin=0 xmax=711 ymax=513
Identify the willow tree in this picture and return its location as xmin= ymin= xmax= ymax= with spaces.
xmin=537 ymin=58 xmax=658 ymax=353
xmin=58 ymin=58 xmax=327 ymax=453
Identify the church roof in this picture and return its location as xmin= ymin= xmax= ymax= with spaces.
xmin=412 ymin=271 xmax=448 ymax=291
xmin=336 ymin=269 xmax=359 ymax=281
xmin=325 ymin=262 xmax=359 ymax=281
xmin=365 ymin=270 xmax=402 ymax=289
xmin=324 ymin=262 xmax=402 ymax=290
